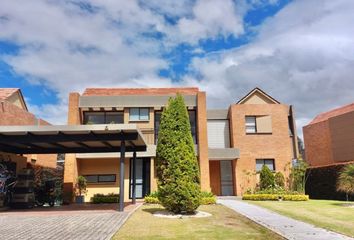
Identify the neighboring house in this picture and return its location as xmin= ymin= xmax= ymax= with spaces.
xmin=64 ymin=87 xmax=298 ymax=202
xmin=0 ymin=88 xmax=57 ymax=169
xmin=303 ymin=103 xmax=354 ymax=167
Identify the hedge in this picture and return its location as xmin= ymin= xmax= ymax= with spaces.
xmin=306 ymin=163 xmax=354 ymax=201
xmin=144 ymin=191 xmax=217 ymax=205
xmin=91 ymin=193 xmax=119 ymax=203
xmin=242 ymin=194 xmax=309 ymax=201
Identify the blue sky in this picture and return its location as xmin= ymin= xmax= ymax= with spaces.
xmin=1 ymin=0 xmax=354 ymax=137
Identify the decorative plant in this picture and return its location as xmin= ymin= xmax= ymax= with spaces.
xmin=76 ymin=176 xmax=87 ymax=196
xmin=289 ymin=156 xmax=308 ymax=193
xmin=337 ymin=164 xmax=354 ymax=201
xmin=259 ymin=165 xmax=275 ymax=190
xmin=274 ymin=172 xmax=285 ymax=188
xmin=156 ymin=94 xmax=201 ymax=214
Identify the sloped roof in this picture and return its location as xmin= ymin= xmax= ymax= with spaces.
xmin=237 ymin=87 xmax=280 ymax=104
xmin=309 ymin=102 xmax=354 ymax=124
xmin=0 ymin=88 xmax=19 ymax=100
xmin=83 ymin=87 xmax=199 ymax=96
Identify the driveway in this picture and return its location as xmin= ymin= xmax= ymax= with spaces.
xmin=0 ymin=203 xmax=139 ymax=240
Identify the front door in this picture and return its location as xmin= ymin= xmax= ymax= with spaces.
xmin=129 ymin=158 xmax=150 ymax=199
xmin=220 ymin=160 xmax=234 ymax=196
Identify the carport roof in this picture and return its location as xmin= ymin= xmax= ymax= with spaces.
xmin=0 ymin=124 xmax=147 ymax=154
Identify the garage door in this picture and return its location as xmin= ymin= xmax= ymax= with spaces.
xmin=207 ymin=120 xmax=230 ymax=148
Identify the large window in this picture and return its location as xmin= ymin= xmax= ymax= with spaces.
xmin=256 ymin=159 xmax=275 ymax=171
xmin=83 ymin=174 xmax=116 ymax=183
xmin=129 ymin=108 xmax=149 ymax=121
xmin=83 ymin=112 xmax=123 ymax=124
xmin=154 ymin=110 xmax=197 ymax=144
xmin=245 ymin=115 xmax=272 ymax=134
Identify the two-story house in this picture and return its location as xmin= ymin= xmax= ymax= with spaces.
xmin=63 ymin=87 xmax=298 ymax=202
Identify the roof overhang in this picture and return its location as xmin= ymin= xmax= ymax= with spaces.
xmin=0 ymin=124 xmax=147 ymax=154
xmin=208 ymin=148 xmax=240 ymax=160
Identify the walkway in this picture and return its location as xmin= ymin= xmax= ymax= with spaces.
xmin=0 ymin=203 xmax=141 ymax=240
xmin=218 ymin=198 xmax=353 ymax=240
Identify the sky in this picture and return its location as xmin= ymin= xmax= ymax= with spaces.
xmin=1 ymin=0 xmax=354 ymax=139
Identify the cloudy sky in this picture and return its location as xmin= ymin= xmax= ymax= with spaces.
xmin=1 ymin=0 xmax=354 ymax=138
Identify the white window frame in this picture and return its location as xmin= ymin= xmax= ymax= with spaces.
xmin=245 ymin=116 xmax=257 ymax=133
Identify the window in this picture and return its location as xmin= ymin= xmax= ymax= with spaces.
xmin=84 ymin=174 xmax=116 ymax=183
xmin=245 ymin=115 xmax=272 ymax=134
xmin=256 ymin=159 xmax=275 ymax=171
xmin=129 ymin=108 xmax=149 ymax=121
xmin=83 ymin=112 xmax=123 ymax=124
xmin=245 ymin=116 xmax=256 ymax=133
xmin=154 ymin=110 xmax=197 ymax=144
xmin=154 ymin=111 xmax=162 ymax=144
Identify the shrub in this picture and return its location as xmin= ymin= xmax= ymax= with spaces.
xmin=242 ymin=194 xmax=309 ymax=201
xmin=144 ymin=196 xmax=160 ymax=204
xmin=76 ymin=176 xmax=87 ymax=196
xmin=91 ymin=193 xmax=119 ymax=203
xmin=145 ymin=191 xmax=216 ymax=205
xmin=156 ymin=94 xmax=201 ymax=214
xmin=200 ymin=197 xmax=216 ymax=205
xmin=337 ymin=164 xmax=354 ymax=201
xmin=259 ymin=165 xmax=275 ymax=190
xmin=274 ymin=172 xmax=285 ymax=188
xmin=290 ymin=157 xmax=308 ymax=193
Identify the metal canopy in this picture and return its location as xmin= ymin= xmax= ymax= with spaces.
xmin=0 ymin=124 xmax=147 ymax=154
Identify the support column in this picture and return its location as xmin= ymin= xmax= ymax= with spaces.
xmin=132 ymin=151 xmax=137 ymax=204
xmin=119 ymin=140 xmax=126 ymax=211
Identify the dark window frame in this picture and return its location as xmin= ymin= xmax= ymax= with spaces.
xmin=83 ymin=174 xmax=116 ymax=184
xmin=256 ymin=159 xmax=275 ymax=172
xmin=129 ymin=108 xmax=150 ymax=121
xmin=83 ymin=111 xmax=124 ymax=125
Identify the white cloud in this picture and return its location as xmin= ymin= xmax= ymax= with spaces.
xmin=185 ymin=0 xmax=354 ymax=136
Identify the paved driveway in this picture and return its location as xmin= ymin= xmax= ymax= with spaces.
xmin=0 ymin=204 xmax=138 ymax=240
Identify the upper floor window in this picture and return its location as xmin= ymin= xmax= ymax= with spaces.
xmin=129 ymin=108 xmax=149 ymax=121
xmin=256 ymin=159 xmax=275 ymax=171
xmin=154 ymin=110 xmax=197 ymax=144
xmin=83 ymin=112 xmax=123 ymax=124
xmin=245 ymin=115 xmax=272 ymax=134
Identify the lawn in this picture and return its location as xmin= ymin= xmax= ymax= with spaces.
xmin=247 ymin=199 xmax=354 ymax=237
xmin=113 ymin=204 xmax=284 ymax=240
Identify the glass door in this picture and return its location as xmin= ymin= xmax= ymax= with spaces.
xmin=220 ymin=160 xmax=234 ymax=196
xmin=129 ymin=158 xmax=150 ymax=199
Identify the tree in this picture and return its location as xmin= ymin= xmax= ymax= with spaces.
xmin=289 ymin=156 xmax=308 ymax=193
xmin=259 ymin=165 xmax=275 ymax=190
xmin=274 ymin=172 xmax=285 ymax=188
xmin=156 ymin=94 xmax=201 ymax=213
xmin=337 ymin=164 xmax=354 ymax=201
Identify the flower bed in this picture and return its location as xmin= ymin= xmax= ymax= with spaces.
xmin=242 ymin=194 xmax=309 ymax=201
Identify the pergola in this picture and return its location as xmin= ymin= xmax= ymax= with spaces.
xmin=0 ymin=124 xmax=147 ymax=211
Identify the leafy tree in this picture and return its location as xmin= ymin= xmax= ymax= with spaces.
xmin=76 ymin=176 xmax=87 ymax=196
xmin=259 ymin=165 xmax=275 ymax=190
xmin=289 ymin=156 xmax=308 ymax=193
xmin=337 ymin=164 xmax=354 ymax=201
xmin=156 ymin=94 xmax=201 ymax=213
xmin=274 ymin=172 xmax=285 ymax=188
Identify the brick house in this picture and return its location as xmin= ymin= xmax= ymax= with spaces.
xmin=64 ymin=87 xmax=298 ymax=202
xmin=303 ymin=103 xmax=354 ymax=167
xmin=0 ymin=88 xmax=57 ymax=168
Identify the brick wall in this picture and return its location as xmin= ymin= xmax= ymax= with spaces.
xmin=230 ymin=103 xmax=294 ymax=195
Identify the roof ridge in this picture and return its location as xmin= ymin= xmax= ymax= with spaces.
xmin=309 ymin=102 xmax=354 ymax=124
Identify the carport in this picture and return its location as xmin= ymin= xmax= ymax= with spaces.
xmin=0 ymin=124 xmax=147 ymax=211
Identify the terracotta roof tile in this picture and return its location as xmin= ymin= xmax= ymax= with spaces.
xmin=309 ymin=102 xmax=354 ymax=124
xmin=82 ymin=87 xmax=199 ymax=96
xmin=0 ymin=88 xmax=19 ymax=100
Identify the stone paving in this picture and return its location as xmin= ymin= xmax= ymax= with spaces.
xmin=0 ymin=203 xmax=140 ymax=240
xmin=218 ymin=198 xmax=354 ymax=240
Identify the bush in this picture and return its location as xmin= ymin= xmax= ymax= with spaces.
xmin=242 ymin=194 xmax=309 ymax=201
xmin=200 ymin=197 xmax=216 ymax=205
xmin=91 ymin=193 xmax=119 ymax=204
xmin=156 ymin=94 xmax=201 ymax=214
xmin=255 ymin=188 xmax=301 ymax=195
xmin=274 ymin=172 xmax=285 ymax=188
xmin=259 ymin=165 xmax=275 ymax=190
xmin=144 ymin=196 xmax=160 ymax=204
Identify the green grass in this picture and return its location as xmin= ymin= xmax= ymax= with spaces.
xmin=247 ymin=199 xmax=354 ymax=237
xmin=113 ymin=204 xmax=284 ymax=240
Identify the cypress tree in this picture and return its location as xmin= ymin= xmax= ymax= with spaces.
xmin=156 ymin=94 xmax=201 ymax=213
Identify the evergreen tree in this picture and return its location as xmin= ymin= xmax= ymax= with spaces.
xmin=156 ymin=94 xmax=201 ymax=213
xmin=259 ymin=165 xmax=275 ymax=190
